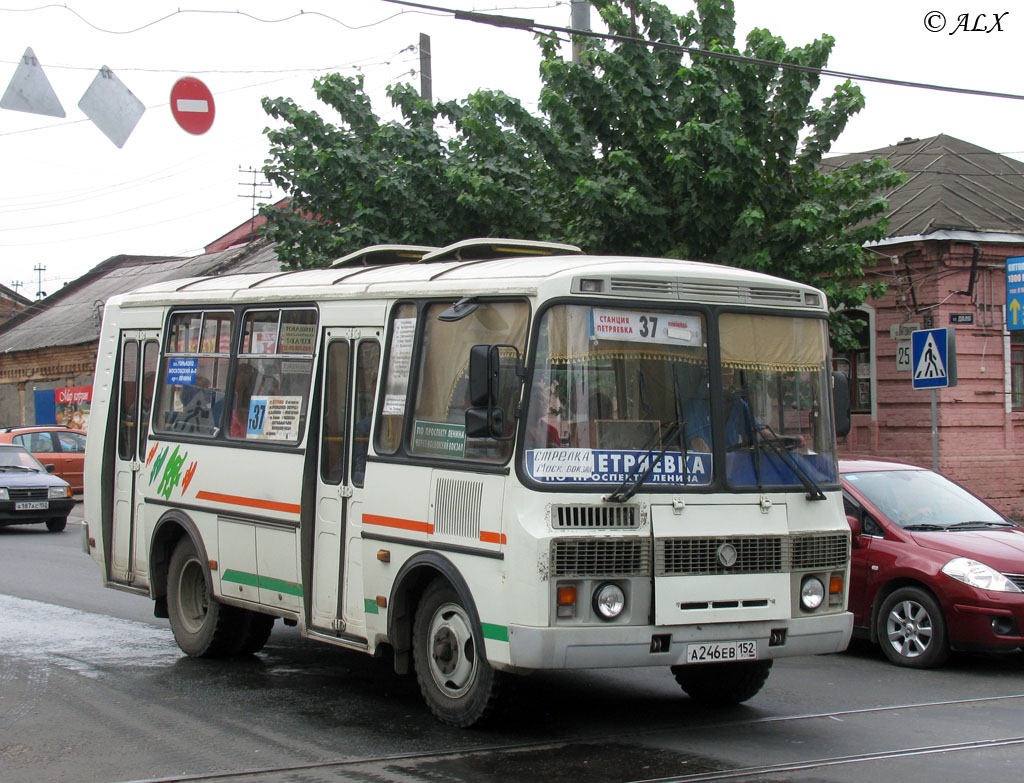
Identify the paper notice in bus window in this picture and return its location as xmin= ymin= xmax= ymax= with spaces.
xmin=592 ymin=309 xmax=702 ymax=346
xmin=382 ymin=394 xmax=406 ymax=416
xmin=381 ymin=317 xmax=416 ymax=416
xmin=280 ymin=322 xmax=316 ymax=354
xmin=389 ymin=318 xmax=415 ymax=383
xmin=167 ymin=357 xmax=198 ymax=385
xmin=246 ymin=395 xmax=302 ymax=441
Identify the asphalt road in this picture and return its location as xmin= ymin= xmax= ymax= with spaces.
xmin=2 ymin=505 xmax=1023 ymax=783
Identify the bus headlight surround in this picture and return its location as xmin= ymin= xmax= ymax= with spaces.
xmin=800 ymin=576 xmax=825 ymax=611
xmin=593 ymin=582 xmax=625 ymax=620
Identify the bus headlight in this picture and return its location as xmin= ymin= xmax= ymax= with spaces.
xmin=593 ymin=582 xmax=625 ymax=620
xmin=800 ymin=576 xmax=825 ymax=611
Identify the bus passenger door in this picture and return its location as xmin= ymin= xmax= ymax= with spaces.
xmin=311 ymin=332 xmax=380 ymax=639
xmin=110 ymin=331 xmax=159 ymax=586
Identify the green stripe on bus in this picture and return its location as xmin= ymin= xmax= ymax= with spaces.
xmin=364 ymin=598 xmax=380 ymax=615
xmin=222 ymin=569 xmax=258 ymax=587
xmin=481 ymin=622 xmax=509 ymax=642
xmin=222 ymin=569 xmax=303 ymax=597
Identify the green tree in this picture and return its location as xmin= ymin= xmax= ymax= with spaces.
xmin=260 ymin=0 xmax=903 ymax=329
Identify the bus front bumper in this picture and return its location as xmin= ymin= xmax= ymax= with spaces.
xmin=503 ymin=612 xmax=852 ymax=670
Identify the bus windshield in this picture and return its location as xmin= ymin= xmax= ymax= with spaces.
xmin=522 ymin=305 xmax=837 ymax=490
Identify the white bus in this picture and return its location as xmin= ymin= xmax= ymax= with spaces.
xmin=84 ymin=238 xmax=853 ymax=726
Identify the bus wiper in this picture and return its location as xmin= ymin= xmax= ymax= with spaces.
xmin=752 ymin=423 xmax=826 ymax=501
xmin=605 ymin=421 xmax=682 ymax=504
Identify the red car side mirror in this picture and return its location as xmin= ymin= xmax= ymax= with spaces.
xmin=846 ymin=514 xmax=862 ymax=547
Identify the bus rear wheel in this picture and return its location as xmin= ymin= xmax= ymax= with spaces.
xmin=671 ymin=659 xmax=772 ymax=705
xmin=412 ymin=580 xmax=502 ymax=727
xmin=167 ymin=537 xmax=244 ymax=657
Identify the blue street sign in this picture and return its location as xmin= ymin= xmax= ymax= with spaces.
xmin=1007 ymin=256 xmax=1024 ymax=330
xmin=911 ymin=328 xmax=957 ymax=389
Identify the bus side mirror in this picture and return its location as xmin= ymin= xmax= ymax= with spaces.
xmin=832 ymin=370 xmax=851 ymax=438
xmin=468 ymin=344 xmax=497 ymax=408
xmin=466 ymin=344 xmax=518 ymax=440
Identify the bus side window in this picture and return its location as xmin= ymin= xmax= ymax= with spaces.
xmin=375 ymin=303 xmax=416 ymax=455
xmin=154 ymin=310 xmax=233 ymax=438
xmin=410 ymin=300 xmax=527 ymax=463
xmin=229 ymin=307 xmax=316 ymax=444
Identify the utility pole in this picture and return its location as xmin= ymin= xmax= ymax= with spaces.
xmin=10 ymin=280 xmax=23 ymax=294
xmin=571 ymin=2 xmax=592 ymax=64
xmin=238 ymin=166 xmax=272 ymax=235
xmin=419 ymin=33 xmax=432 ymax=102
xmin=33 ymin=264 xmax=46 ymax=299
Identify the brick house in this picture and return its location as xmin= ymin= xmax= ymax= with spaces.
xmin=0 ymin=283 xmax=31 ymax=324
xmin=823 ymin=134 xmax=1024 ymax=516
xmin=0 ymin=240 xmax=282 ymax=428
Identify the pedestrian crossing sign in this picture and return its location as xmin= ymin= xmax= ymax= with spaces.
xmin=911 ymin=328 xmax=957 ymax=389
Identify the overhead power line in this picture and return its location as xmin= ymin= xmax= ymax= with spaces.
xmin=380 ymin=0 xmax=1024 ymax=102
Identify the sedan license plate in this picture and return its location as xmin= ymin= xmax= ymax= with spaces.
xmin=15 ymin=501 xmax=49 ymax=511
xmin=686 ymin=640 xmax=756 ymax=663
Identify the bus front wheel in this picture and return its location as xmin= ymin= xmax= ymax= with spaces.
xmin=412 ymin=580 xmax=503 ymax=727
xmin=671 ymin=659 xmax=772 ymax=705
xmin=167 ymin=537 xmax=243 ymax=657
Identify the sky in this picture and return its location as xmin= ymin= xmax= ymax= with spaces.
xmin=3 ymin=1 xmax=1024 ymax=299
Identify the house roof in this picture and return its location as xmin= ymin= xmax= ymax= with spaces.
xmin=821 ymin=134 xmax=1024 ymax=239
xmin=0 ymin=283 xmax=31 ymax=308
xmin=0 ymin=240 xmax=283 ymax=354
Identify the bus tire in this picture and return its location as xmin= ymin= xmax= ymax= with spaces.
xmin=234 ymin=611 xmax=275 ymax=655
xmin=412 ymin=579 xmax=502 ymax=727
xmin=167 ymin=537 xmax=243 ymax=658
xmin=45 ymin=517 xmax=67 ymax=532
xmin=671 ymin=659 xmax=772 ymax=705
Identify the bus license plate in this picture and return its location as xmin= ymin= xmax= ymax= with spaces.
xmin=686 ymin=641 xmax=756 ymax=663
xmin=15 ymin=501 xmax=49 ymax=511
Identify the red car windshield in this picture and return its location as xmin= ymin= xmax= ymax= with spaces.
xmin=844 ymin=469 xmax=1007 ymax=529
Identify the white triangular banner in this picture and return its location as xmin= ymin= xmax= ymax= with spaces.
xmin=914 ymin=333 xmax=947 ymax=379
xmin=0 ymin=47 xmax=66 ymax=118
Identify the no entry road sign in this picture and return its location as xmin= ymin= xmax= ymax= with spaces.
xmin=170 ymin=77 xmax=215 ymax=135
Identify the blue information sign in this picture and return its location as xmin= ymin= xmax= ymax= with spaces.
xmin=1007 ymin=256 xmax=1024 ymax=330
xmin=911 ymin=328 xmax=957 ymax=389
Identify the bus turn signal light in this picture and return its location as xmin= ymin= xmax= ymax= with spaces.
xmin=557 ymin=585 xmax=577 ymax=618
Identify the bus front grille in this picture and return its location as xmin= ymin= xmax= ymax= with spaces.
xmin=552 ymin=504 xmax=640 ymax=530
xmin=656 ymin=533 xmax=850 ymax=576
xmin=550 ymin=537 xmax=650 ymax=577
xmin=657 ymin=537 xmax=783 ymax=575
xmin=790 ymin=533 xmax=850 ymax=570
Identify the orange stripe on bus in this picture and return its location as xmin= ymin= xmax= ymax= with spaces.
xmin=195 ymin=491 xmax=301 ymax=515
xmin=479 ymin=531 xmax=506 ymax=545
xmin=363 ymin=514 xmax=434 ymax=534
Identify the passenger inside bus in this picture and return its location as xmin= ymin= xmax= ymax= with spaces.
xmin=230 ymin=365 xmax=256 ymax=437
xmin=526 ymin=376 xmax=562 ymax=448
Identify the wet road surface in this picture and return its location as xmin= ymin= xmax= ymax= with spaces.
xmin=2 ymin=516 xmax=1023 ymax=783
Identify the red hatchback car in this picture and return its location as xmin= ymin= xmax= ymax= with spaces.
xmin=0 ymin=426 xmax=87 ymax=493
xmin=840 ymin=459 xmax=1024 ymax=668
